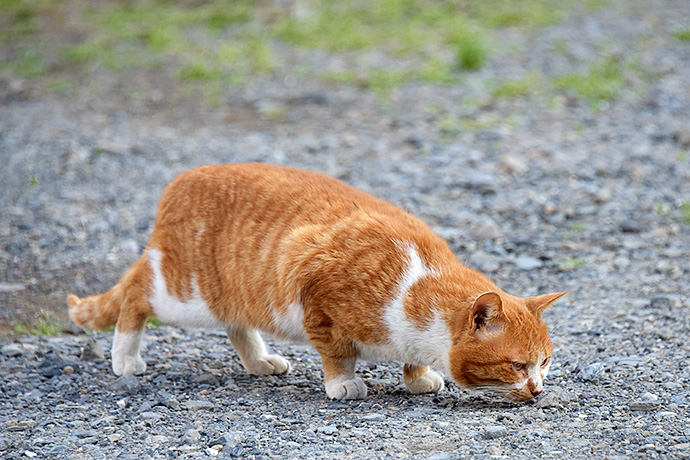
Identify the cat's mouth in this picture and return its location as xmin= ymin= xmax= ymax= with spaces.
xmin=467 ymin=383 xmax=540 ymax=403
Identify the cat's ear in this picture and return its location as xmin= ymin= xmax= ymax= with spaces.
xmin=469 ymin=292 xmax=504 ymax=338
xmin=524 ymin=291 xmax=567 ymax=319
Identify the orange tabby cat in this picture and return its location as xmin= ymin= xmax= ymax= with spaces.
xmin=68 ymin=163 xmax=565 ymax=401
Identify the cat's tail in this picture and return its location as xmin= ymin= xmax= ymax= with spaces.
xmin=67 ymin=284 xmax=124 ymax=330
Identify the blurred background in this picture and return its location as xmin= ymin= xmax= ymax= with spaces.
xmin=1 ymin=0 xmax=689 ymax=334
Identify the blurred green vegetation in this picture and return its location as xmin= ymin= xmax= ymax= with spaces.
xmin=553 ymin=54 xmax=633 ymax=108
xmin=0 ymin=0 xmax=629 ymax=103
xmin=12 ymin=312 xmax=62 ymax=336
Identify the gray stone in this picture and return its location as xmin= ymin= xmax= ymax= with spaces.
xmin=0 ymin=345 xmax=23 ymax=357
xmin=165 ymin=398 xmax=180 ymax=410
xmin=594 ymin=187 xmax=613 ymax=203
xmin=108 ymin=375 xmax=141 ymax=394
xmin=425 ymin=454 xmax=452 ymax=460
xmin=484 ymin=426 xmax=508 ymax=439
xmin=535 ymin=387 xmax=577 ymax=409
xmin=513 ymin=255 xmax=543 ymax=270
xmin=629 ymin=400 xmax=661 ymax=411
xmin=145 ymin=435 xmax=170 ymax=446
xmin=469 ymin=251 xmax=501 ymax=273
xmin=317 ymin=425 xmax=338 ymax=435
xmin=470 ymin=218 xmax=502 ymax=240
xmin=193 ymin=373 xmax=220 ymax=387
xmin=80 ymin=338 xmax=105 ymax=361
xmin=361 ymin=414 xmax=386 ymax=422
xmin=182 ymin=429 xmax=201 ymax=444
xmin=613 ymin=256 xmax=631 ymax=270
xmin=578 ymin=363 xmax=605 ymax=382
xmin=183 ymin=400 xmax=215 ymax=411
xmin=501 ymin=154 xmax=528 ymax=175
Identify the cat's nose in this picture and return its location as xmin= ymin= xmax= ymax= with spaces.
xmin=530 ymin=388 xmax=542 ymax=397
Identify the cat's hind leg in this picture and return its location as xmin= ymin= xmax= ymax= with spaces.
xmin=111 ymin=266 xmax=152 ymax=376
xmin=403 ymin=364 xmax=444 ymax=394
xmin=226 ymin=327 xmax=291 ymax=375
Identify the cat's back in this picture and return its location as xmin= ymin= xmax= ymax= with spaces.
xmin=155 ymin=163 xmax=415 ymax=229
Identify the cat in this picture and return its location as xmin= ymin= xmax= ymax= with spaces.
xmin=68 ymin=163 xmax=565 ymax=401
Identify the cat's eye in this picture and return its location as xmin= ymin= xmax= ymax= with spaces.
xmin=511 ymin=362 xmax=525 ymax=372
xmin=541 ymin=357 xmax=551 ymax=367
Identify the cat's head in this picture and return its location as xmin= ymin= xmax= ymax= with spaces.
xmin=448 ymin=291 xmax=566 ymax=402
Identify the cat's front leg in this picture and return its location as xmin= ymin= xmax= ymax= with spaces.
xmin=322 ymin=357 xmax=367 ymax=400
xmin=403 ymin=364 xmax=444 ymax=394
xmin=226 ymin=327 xmax=291 ymax=375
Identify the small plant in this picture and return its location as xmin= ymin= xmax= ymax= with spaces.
xmin=569 ymin=221 xmax=587 ymax=232
xmin=553 ymin=54 xmax=630 ymax=106
xmin=491 ymin=72 xmax=541 ymax=99
xmin=556 ymin=257 xmax=587 ymax=271
xmin=672 ymin=29 xmax=690 ymax=42
xmin=146 ymin=317 xmax=165 ymax=329
xmin=438 ymin=115 xmax=463 ymax=138
xmin=455 ymin=36 xmax=487 ymax=71
xmin=680 ymin=201 xmax=690 ymax=224
xmin=12 ymin=312 xmax=62 ymax=336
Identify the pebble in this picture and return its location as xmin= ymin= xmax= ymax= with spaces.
xmin=317 ymin=425 xmax=338 ymax=435
xmin=193 ymin=373 xmax=220 ymax=387
xmin=501 ymin=154 xmax=528 ymax=176
xmin=484 ymin=426 xmax=508 ymax=439
xmin=183 ymin=400 xmax=215 ymax=411
xmin=145 ymin=435 xmax=169 ymax=445
xmin=578 ymin=363 xmax=605 ymax=382
xmin=80 ymin=338 xmax=105 ymax=361
xmin=513 ymin=255 xmax=543 ymax=270
xmin=613 ymin=256 xmax=631 ymax=270
xmin=361 ymin=414 xmax=386 ymax=422
xmin=425 ymin=454 xmax=452 ymax=460
xmin=629 ymin=400 xmax=661 ymax=411
xmin=469 ymin=251 xmax=501 ymax=273
xmin=108 ymin=375 xmax=141 ymax=394
xmin=1 ymin=345 xmax=23 ymax=357
xmin=470 ymin=218 xmax=502 ymax=240
xmin=183 ymin=429 xmax=201 ymax=444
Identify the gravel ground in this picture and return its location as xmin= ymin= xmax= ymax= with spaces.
xmin=2 ymin=1 xmax=690 ymax=459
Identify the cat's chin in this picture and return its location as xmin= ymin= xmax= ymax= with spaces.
xmin=467 ymin=384 xmax=540 ymax=403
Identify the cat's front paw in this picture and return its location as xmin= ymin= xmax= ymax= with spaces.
xmin=404 ymin=370 xmax=444 ymax=394
xmin=112 ymin=355 xmax=146 ymax=376
xmin=246 ymin=354 xmax=291 ymax=375
xmin=325 ymin=376 xmax=368 ymax=400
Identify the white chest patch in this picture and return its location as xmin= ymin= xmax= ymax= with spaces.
xmin=147 ymin=248 xmax=224 ymax=329
xmin=271 ymin=300 xmax=309 ymax=343
xmin=356 ymin=243 xmax=451 ymax=374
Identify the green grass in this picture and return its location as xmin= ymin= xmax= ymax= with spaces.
xmin=12 ymin=312 xmax=62 ymax=336
xmin=0 ymin=0 xmax=600 ymax=98
xmin=146 ymin=317 xmax=165 ymax=329
xmin=491 ymin=72 xmax=542 ymax=99
xmin=569 ymin=221 xmax=587 ymax=232
xmin=556 ymin=257 xmax=587 ymax=270
xmin=553 ymin=54 xmax=630 ymax=106
xmin=680 ymin=201 xmax=690 ymax=224
xmin=672 ymin=29 xmax=690 ymax=41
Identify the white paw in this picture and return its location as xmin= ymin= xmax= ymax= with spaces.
xmin=246 ymin=354 xmax=291 ymax=375
xmin=112 ymin=355 xmax=146 ymax=376
xmin=404 ymin=370 xmax=444 ymax=394
xmin=325 ymin=376 xmax=368 ymax=400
